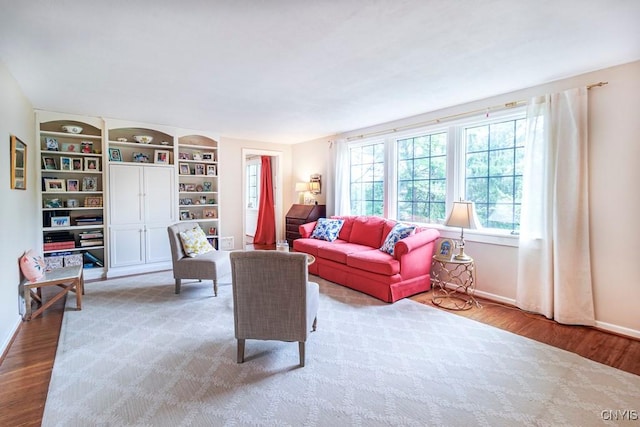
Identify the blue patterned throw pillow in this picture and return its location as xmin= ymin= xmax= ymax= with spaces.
xmin=310 ymin=218 xmax=345 ymax=242
xmin=380 ymin=223 xmax=416 ymax=255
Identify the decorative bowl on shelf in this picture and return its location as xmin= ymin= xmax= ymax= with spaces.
xmin=160 ymin=141 xmax=170 ymax=145
xmin=61 ymin=125 xmax=83 ymax=134
xmin=133 ymin=135 xmax=153 ymax=144
xmin=116 ymin=137 xmax=128 ymax=142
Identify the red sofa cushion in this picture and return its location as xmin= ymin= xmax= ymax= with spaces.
xmin=293 ymin=237 xmax=335 ymax=256
xmin=317 ymin=241 xmax=372 ymax=264
xmin=331 ymin=215 xmax=355 ymax=241
xmin=349 ymin=216 xmax=387 ymax=247
xmin=347 ymin=248 xmax=400 ymax=276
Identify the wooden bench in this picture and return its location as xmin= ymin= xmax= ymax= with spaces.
xmin=22 ymin=265 xmax=84 ymax=321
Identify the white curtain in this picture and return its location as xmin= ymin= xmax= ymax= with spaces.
xmin=516 ymin=87 xmax=595 ymax=325
xmin=331 ymin=138 xmax=350 ymax=215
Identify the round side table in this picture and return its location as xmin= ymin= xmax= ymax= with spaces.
xmin=431 ymin=255 xmax=481 ymax=311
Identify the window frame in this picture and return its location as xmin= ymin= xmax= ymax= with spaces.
xmin=345 ymin=107 xmax=526 ymax=247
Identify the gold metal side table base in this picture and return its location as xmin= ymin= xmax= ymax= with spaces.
xmin=431 ymin=256 xmax=481 ymax=311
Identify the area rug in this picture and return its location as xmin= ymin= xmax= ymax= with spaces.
xmin=43 ymin=271 xmax=639 ymax=426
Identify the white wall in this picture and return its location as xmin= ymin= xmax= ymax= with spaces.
xmin=291 ymin=60 xmax=640 ymax=339
xmin=0 ymin=61 xmax=37 ymax=355
xmin=218 ymin=137 xmax=293 ymax=249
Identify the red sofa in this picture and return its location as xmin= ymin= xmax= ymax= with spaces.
xmin=293 ymin=215 xmax=440 ymax=303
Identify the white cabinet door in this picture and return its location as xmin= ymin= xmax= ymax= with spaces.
xmin=109 ymin=164 xmax=143 ymax=225
xmin=145 ymin=224 xmax=172 ymax=263
xmin=109 ymin=225 xmax=145 ymax=267
xmin=144 ymin=166 xmax=175 ymax=224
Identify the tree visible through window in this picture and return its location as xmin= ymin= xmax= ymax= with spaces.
xmin=465 ymin=118 xmax=525 ymax=232
xmin=349 ymin=142 xmax=384 ymax=216
xmin=397 ymin=132 xmax=447 ymax=224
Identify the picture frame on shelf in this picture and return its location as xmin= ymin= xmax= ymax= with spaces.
xmin=84 ymin=196 xmax=103 ymax=207
xmin=195 ymin=163 xmax=205 ymax=175
xmin=44 ymin=198 xmax=63 ymax=208
xmin=45 ymin=137 xmax=59 ymax=151
xmin=434 ymin=238 xmax=455 ymax=261
xmin=179 ymin=163 xmax=191 ymax=175
xmin=203 ymin=181 xmax=212 ymax=192
xmin=202 ymin=152 xmax=214 ymax=161
xmin=203 ymin=208 xmax=217 ymax=218
xmin=208 ymin=227 xmax=217 ymax=236
xmin=180 ymin=210 xmax=190 ymax=221
xmin=50 ymin=216 xmax=70 ymax=227
xmin=10 ymin=134 xmax=26 ymax=190
xmin=82 ymin=176 xmax=98 ymax=191
xmin=71 ymin=158 xmax=83 ymax=171
xmin=84 ymin=157 xmax=99 ymax=171
xmin=185 ymin=183 xmax=196 ymax=192
xmin=132 ymin=152 xmax=150 ymax=163
xmin=81 ymin=141 xmax=93 ymax=154
xmin=192 ymin=151 xmax=202 ymax=161
xmin=61 ymin=142 xmax=79 ymax=153
xmin=178 ymin=183 xmax=186 ymax=192
xmin=42 ymin=156 xmax=57 ymax=170
xmin=154 ymin=149 xmax=170 ymax=164
xmin=206 ymin=164 xmax=217 ymax=176
xmin=44 ymin=178 xmax=66 ymax=192
xmin=178 ymin=152 xmax=190 ymax=160
xmin=67 ymin=179 xmax=79 ymax=192
xmin=60 ymin=157 xmax=72 ymax=171
xmin=108 ymin=148 xmax=122 ymax=162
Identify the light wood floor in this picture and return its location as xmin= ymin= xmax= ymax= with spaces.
xmin=1 ymin=284 xmax=638 ymax=427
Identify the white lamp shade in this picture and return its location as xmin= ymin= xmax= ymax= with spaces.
xmin=295 ymin=182 xmax=310 ymax=192
xmin=445 ymin=201 xmax=481 ymax=229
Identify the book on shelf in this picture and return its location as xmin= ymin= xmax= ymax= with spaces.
xmin=43 ymin=231 xmax=74 ymax=242
xmin=83 ymin=251 xmax=104 ymax=267
xmin=79 ymin=239 xmax=103 ymax=247
xmin=75 ymin=216 xmax=104 ymax=225
xmin=79 ymin=230 xmax=104 ymax=239
xmin=44 ymin=242 xmax=76 ymax=251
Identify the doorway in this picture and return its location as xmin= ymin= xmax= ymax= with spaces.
xmin=241 ymin=149 xmax=283 ymax=247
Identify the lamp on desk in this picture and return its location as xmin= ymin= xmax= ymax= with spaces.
xmin=295 ymin=182 xmax=310 ymax=204
xmin=445 ymin=200 xmax=480 ymax=261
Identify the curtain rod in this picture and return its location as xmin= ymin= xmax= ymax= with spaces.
xmin=346 ymin=81 xmax=609 ymax=141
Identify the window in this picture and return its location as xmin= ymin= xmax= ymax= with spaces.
xmin=345 ymin=109 xmax=526 ymax=235
xmin=464 ymin=118 xmax=525 ymax=232
xmin=397 ymin=132 xmax=447 ymax=224
xmin=349 ymin=142 xmax=385 ymax=216
xmin=246 ymin=162 xmax=259 ymax=209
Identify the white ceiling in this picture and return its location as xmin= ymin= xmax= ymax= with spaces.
xmin=0 ymin=1 xmax=639 ymax=144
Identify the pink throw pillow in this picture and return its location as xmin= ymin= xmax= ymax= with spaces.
xmin=20 ymin=249 xmax=46 ymax=282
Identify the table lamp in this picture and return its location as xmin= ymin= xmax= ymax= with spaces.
xmin=445 ymin=200 xmax=480 ymax=261
xmin=295 ymin=182 xmax=310 ymax=204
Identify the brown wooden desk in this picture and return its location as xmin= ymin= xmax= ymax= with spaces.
xmin=22 ymin=265 xmax=84 ymax=321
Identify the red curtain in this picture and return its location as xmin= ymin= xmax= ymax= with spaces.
xmin=253 ymin=156 xmax=276 ymax=245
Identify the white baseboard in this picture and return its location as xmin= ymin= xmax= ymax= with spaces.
xmin=474 ymin=289 xmax=516 ymax=306
xmin=594 ymin=320 xmax=640 ymax=340
xmin=472 ymin=289 xmax=640 ymax=340
xmin=106 ymin=262 xmax=172 ymax=279
xmin=1 ymin=315 xmax=22 ymax=360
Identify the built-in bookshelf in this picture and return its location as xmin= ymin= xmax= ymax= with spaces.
xmin=177 ymin=134 xmax=220 ymax=248
xmin=36 ymin=112 xmax=106 ymax=279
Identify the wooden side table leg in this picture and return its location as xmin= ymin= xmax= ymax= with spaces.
xmin=75 ymin=276 xmax=83 ymax=310
xmin=23 ymin=284 xmax=32 ymax=321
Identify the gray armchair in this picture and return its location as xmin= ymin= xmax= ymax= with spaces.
xmin=230 ymin=250 xmax=319 ymax=367
xmin=167 ymin=223 xmax=231 ymax=295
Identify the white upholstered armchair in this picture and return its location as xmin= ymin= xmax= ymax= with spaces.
xmin=167 ymin=223 xmax=231 ymax=295
xmin=230 ymin=250 xmax=319 ymax=367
